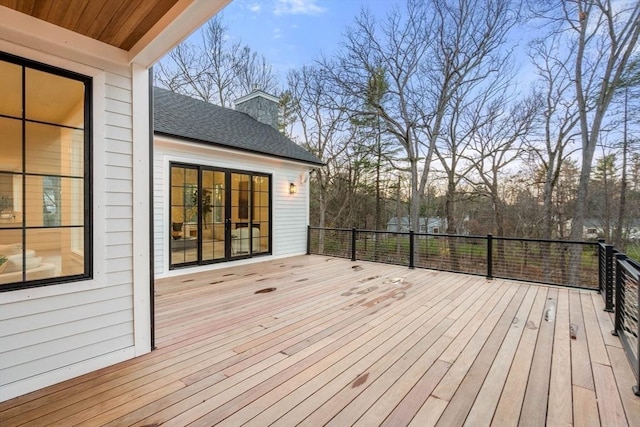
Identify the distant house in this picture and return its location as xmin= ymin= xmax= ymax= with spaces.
xmin=386 ymin=217 xmax=447 ymax=234
xmin=153 ymin=88 xmax=322 ymax=276
xmin=583 ymin=219 xmax=602 ymax=240
xmin=628 ymin=220 xmax=640 ymax=241
xmin=566 ymin=218 xmax=640 ymax=241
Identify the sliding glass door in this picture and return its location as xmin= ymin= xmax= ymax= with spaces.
xmin=170 ymin=163 xmax=271 ymax=269
xmin=201 ymin=169 xmax=226 ymax=262
xmin=170 ymin=165 xmax=198 ymax=266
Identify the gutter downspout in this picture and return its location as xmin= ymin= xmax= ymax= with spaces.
xmin=149 ymin=67 xmax=156 ymax=350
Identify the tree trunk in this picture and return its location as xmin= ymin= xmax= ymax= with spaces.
xmin=396 ymin=176 xmax=402 ymax=259
xmin=374 ymin=137 xmax=382 ymax=261
xmin=409 ymin=158 xmax=424 ymax=264
xmin=614 ymin=88 xmax=629 ymax=250
xmin=318 ymin=175 xmax=327 ymax=254
xmin=542 ymin=169 xmax=555 ymax=282
xmin=492 ymin=186 xmax=506 ymax=275
xmin=446 ymin=178 xmax=460 ymax=271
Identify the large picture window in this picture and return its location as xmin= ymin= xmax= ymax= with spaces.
xmin=0 ymin=53 xmax=91 ymax=290
xmin=170 ymin=163 xmax=271 ymax=268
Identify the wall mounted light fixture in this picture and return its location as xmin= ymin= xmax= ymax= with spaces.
xmin=289 ymin=183 xmax=297 ymax=194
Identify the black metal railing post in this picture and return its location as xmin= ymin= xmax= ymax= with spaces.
xmin=306 ymin=226 xmax=311 ymax=255
xmin=598 ymin=239 xmax=605 ymax=294
xmin=409 ymin=230 xmax=415 ymax=269
xmin=351 ymin=227 xmax=357 ymax=262
xmin=612 ymin=253 xmax=625 ymax=337
xmin=636 ymin=268 xmax=640 ymax=397
xmin=487 ymin=234 xmax=493 ymax=279
xmin=604 ymin=244 xmax=614 ymax=312
xmin=598 ymin=240 xmax=615 ymax=310
xmin=635 ymin=272 xmax=640 ymax=397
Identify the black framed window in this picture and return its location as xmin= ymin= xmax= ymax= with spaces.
xmin=0 ymin=53 xmax=92 ymax=291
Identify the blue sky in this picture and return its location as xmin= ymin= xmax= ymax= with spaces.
xmin=177 ymin=0 xmax=539 ymax=92
xmin=211 ymin=0 xmax=406 ymax=82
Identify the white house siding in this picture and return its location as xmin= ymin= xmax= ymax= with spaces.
xmin=0 ymin=30 xmax=147 ymax=401
xmin=154 ymin=137 xmax=311 ymax=277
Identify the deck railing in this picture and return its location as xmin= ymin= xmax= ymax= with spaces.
xmin=597 ymin=241 xmax=640 ymax=395
xmin=609 ymin=250 xmax=640 ymax=396
xmin=307 ymin=226 xmax=640 ymax=396
xmin=598 ymin=240 xmax=616 ymax=311
xmin=307 ymin=227 xmax=599 ymax=288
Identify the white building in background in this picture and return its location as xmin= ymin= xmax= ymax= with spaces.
xmin=152 ymin=88 xmax=321 ymax=277
xmin=386 ymin=217 xmax=448 ymax=234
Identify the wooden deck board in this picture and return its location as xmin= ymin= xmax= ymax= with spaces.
xmin=592 ymin=362 xmax=628 ymax=427
xmin=225 ymin=280 xmax=468 ymax=426
xmin=463 ymin=285 xmax=539 ymax=426
xmin=169 ymin=269 xmax=460 ymax=426
xmin=547 ymin=288 xmax=574 ymax=427
xmin=490 ymin=286 xmax=549 ymax=426
xmin=570 ymin=290 xmax=596 ymax=391
xmin=221 ymin=274 xmax=470 ymax=427
xmin=359 ymin=280 xmax=514 ymax=427
xmin=435 ymin=285 xmax=530 ymax=427
xmin=581 ymin=292 xmax=611 ymax=366
xmin=0 ymin=255 xmax=637 ymax=427
xmin=519 ymin=288 xmax=558 ymax=427
xmin=305 ymin=279 xmax=493 ymax=426
xmin=606 ymin=345 xmax=640 ymax=427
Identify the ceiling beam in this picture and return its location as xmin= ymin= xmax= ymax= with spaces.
xmin=128 ymin=0 xmax=231 ymax=67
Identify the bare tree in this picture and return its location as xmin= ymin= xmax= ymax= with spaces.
xmin=463 ymin=94 xmax=538 ymax=272
xmin=427 ymin=0 xmax=520 ymax=231
xmin=321 ymin=0 xmax=522 ymax=244
xmin=613 ymin=56 xmax=640 ymax=248
xmin=527 ymin=33 xmax=581 ymax=241
xmin=285 ymin=65 xmax=354 ymax=249
xmin=554 ymin=0 xmax=640 ymax=282
xmin=466 ymin=96 xmax=538 ymax=236
xmin=319 ymin=1 xmax=432 ymax=235
xmin=155 ymin=15 xmax=279 ymax=106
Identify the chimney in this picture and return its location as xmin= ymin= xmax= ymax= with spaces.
xmin=234 ymin=89 xmax=280 ymax=130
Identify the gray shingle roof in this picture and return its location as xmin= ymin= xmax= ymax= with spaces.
xmin=153 ymin=87 xmax=322 ymax=166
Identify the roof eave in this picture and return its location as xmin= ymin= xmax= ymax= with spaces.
xmin=129 ymin=0 xmax=231 ymax=67
xmin=154 ymin=131 xmax=324 ymax=167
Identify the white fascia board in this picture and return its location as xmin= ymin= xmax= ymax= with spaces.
xmin=0 ymin=6 xmax=129 ymax=75
xmin=154 ymin=135 xmax=317 ymax=170
xmin=129 ymin=0 xmax=231 ymax=67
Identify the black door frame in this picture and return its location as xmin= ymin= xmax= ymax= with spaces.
xmin=168 ymin=162 xmax=272 ymax=269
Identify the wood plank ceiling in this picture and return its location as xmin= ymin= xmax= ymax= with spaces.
xmin=0 ymin=0 xmax=179 ymax=50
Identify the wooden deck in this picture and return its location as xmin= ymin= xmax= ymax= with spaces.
xmin=1 ymin=255 xmax=638 ymax=426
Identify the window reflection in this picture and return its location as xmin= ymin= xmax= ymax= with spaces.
xmin=0 ymin=55 xmax=89 ymax=288
xmin=169 ymin=165 xmax=271 ymax=268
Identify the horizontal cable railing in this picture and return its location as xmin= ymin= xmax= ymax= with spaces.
xmin=307 ymin=227 xmax=599 ymax=289
xmin=307 ymin=227 xmax=352 ymax=260
xmin=492 ymin=236 xmax=599 ymax=288
xmin=612 ymin=253 xmax=640 ymax=396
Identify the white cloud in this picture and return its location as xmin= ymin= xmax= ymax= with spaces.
xmin=273 ymin=28 xmax=283 ymax=39
xmin=273 ymin=0 xmax=326 ymax=16
xmin=248 ymin=3 xmax=261 ymax=13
